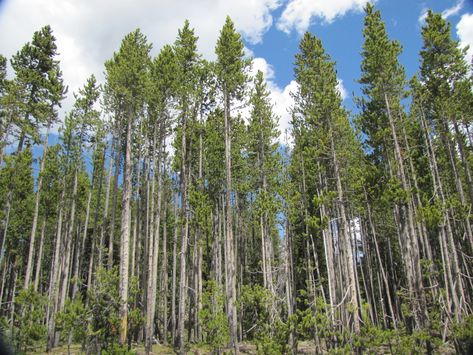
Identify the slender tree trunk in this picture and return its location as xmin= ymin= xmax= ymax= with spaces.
xmin=87 ymin=145 xmax=105 ymax=290
xmin=119 ymin=113 xmax=133 ymax=346
xmin=331 ymin=132 xmax=360 ymax=333
xmin=99 ymin=138 xmax=114 ymax=267
xmin=108 ymin=133 xmax=121 ymax=269
xmin=74 ymin=179 xmax=93 ymax=298
xmin=419 ymin=104 xmax=463 ymax=319
xmin=162 ymin=191 xmax=169 ymax=345
xmin=384 ymin=92 xmax=426 ymax=329
xmin=46 ymin=181 xmax=66 ymax=351
xmin=171 ymin=201 xmax=178 ymax=346
xmin=365 ymin=191 xmax=397 ymax=328
xmin=284 ymin=218 xmax=296 ymax=354
xmin=34 ymin=218 xmax=47 ymax=292
xmin=146 ymin=125 xmax=164 ymax=354
xmin=24 ymin=125 xmax=50 ymax=289
xmin=176 ymin=101 xmax=189 ymax=352
xmin=223 ymin=88 xmax=238 ymax=354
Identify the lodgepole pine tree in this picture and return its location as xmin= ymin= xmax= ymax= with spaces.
xmin=104 ymin=29 xmax=151 ymax=347
xmin=292 ymin=32 xmax=361 ymax=337
xmin=247 ymin=70 xmax=280 ymax=295
xmin=173 ymin=20 xmax=201 ymax=352
xmin=358 ymin=3 xmax=428 ymax=331
xmin=215 ymin=16 xmax=249 ymax=353
xmin=419 ymin=10 xmax=472 ymax=320
xmin=144 ymin=43 xmax=177 ymax=354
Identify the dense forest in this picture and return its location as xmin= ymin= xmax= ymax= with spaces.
xmin=0 ymin=4 xmax=473 ymax=354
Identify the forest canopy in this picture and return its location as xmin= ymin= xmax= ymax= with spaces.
xmin=0 ymin=4 xmax=473 ymax=354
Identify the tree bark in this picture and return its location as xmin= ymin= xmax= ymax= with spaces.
xmin=24 ymin=125 xmax=50 ymax=289
xmin=119 ymin=113 xmax=133 ymax=346
xmin=223 ymin=87 xmax=238 ymax=354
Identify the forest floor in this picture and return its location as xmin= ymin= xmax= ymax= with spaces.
xmin=32 ymin=341 xmax=319 ymax=354
xmin=31 ymin=341 xmax=456 ymax=354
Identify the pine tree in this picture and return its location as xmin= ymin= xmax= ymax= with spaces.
xmin=215 ymin=16 xmax=249 ymax=353
xmin=418 ymin=10 xmax=472 ymax=320
xmin=144 ymin=43 xmax=177 ymax=354
xmin=2 ymin=27 xmax=65 ymax=297
xmin=247 ymin=70 xmax=280 ymax=294
xmin=172 ymin=20 xmax=201 ymax=352
xmin=104 ymin=28 xmax=151 ymax=347
xmin=358 ymin=3 xmax=428 ymax=331
xmin=291 ymin=31 xmax=362 ymax=343
xmin=1 ymin=13 xmax=472 ymax=355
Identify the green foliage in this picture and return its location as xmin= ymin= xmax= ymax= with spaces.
xmin=417 ymin=199 xmax=442 ymax=228
xmin=240 ymin=285 xmax=290 ymax=355
xmin=215 ymin=16 xmax=249 ymax=100
xmin=127 ymin=276 xmax=144 ymax=338
xmin=199 ymin=280 xmax=230 ymax=353
xmin=1 ymin=147 xmax=34 ymax=259
xmin=453 ymin=315 xmax=473 ymax=354
xmin=12 ymin=288 xmax=47 ymax=353
xmin=239 ymin=284 xmax=272 ymax=339
xmin=86 ymin=267 xmax=121 ymax=353
xmin=104 ymin=28 xmax=151 ymax=117
xmin=56 ymin=296 xmax=87 ymax=346
xmin=101 ymin=343 xmax=137 ymax=355
xmin=10 ymin=25 xmax=66 ymax=141
xmin=295 ymin=296 xmax=334 ymax=344
xmin=2 ymin=11 xmax=473 ymax=355
xmin=255 ymin=320 xmax=290 ymax=355
xmin=380 ymin=176 xmax=408 ymax=205
xmin=188 ymin=186 xmax=212 ymax=232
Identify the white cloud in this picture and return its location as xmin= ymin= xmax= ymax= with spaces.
xmin=277 ymin=0 xmax=372 ymax=34
xmin=272 ymin=80 xmax=298 ymax=143
xmin=418 ymin=9 xmax=428 ymax=25
xmin=252 ymin=57 xmax=276 ymax=80
xmin=0 ymin=0 xmax=281 ymax=124
xmin=337 ymin=79 xmax=348 ymax=100
xmin=249 ymin=57 xmax=347 ymax=143
xmin=457 ymin=13 xmax=473 ymax=64
xmin=419 ymin=1 xmax=464 ymax=25
xmin=249 ymin=57 xmax=296 ymax=141
xmin=442 ymin=0 xmax=464 ymax=19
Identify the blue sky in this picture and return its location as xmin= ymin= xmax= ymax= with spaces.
xmin=0 ymin=0 xmax=472 ymax=137
xmin=246 ymin=0 xmax=473 ymax=114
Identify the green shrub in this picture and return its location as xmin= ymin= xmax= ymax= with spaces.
xmin=199 ymin=280 xmax=230 ymax=353
xmin=12 ymin=287 xmax=47 ymax=353
xmin=453 ymin=315 xmax=473 ymax=354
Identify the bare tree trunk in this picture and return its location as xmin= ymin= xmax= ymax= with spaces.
xmin=162 ymin=192 xmax=169 ymax=345
xmin=71 ymin=223 xmax=82 ymax=300
xmin=73 ymin=181 xmax=92 ymax=298
xmin=176 ymin=104 xmax=189 ymax=352
xmin=87 ymin=145 xmax=106 ymax=291
xmin=365 ymin=192 xmax=397 ymax=328
xmin=330 ymin=132 xmax=360 ymax=333
xmin=146 ymin=126 xmax=164 ymax=354
xmin=99 ymin=139 xmax=115 ymax=267
xmin=171 ymin=202 xmax=178 ymax=346
xmin=46 ymin=181 xmax=66 ymax=351
xmin=59 ymin=166 xmax=79 ymax=313
xmin=384 ymin=92 xmax=426 ymax=329
xmin=25 ymin=125 xmax=50 ymax=289
xmin=418 ymin=105 xmax=463 ymax=319
xmin=34 ymin=218 xmax=47 ymax=292
xmin=119 ymin=113 xmax=133 ymax=346
xmin=260 ymin=215 xmax=267 ymax=288
xmin=284 ymin=218 xmax=296 ymax=354
xmin=223 ymin=88 xmax=238 ymax=354
xmin=108 ymin=133 xmax=121 ymax=269
xmin=318 ymin=168 xmax=336 ymax=324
